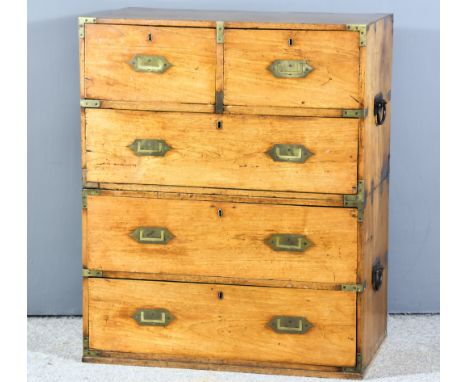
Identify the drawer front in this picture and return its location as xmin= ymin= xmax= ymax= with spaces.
xmin=84 ymin=25 xmax=216 ymax=104
xmin=85 ymin=109 xmax=358 ymax=194
xmin=86 ymin=194 xmax=357 ymax=284
xmin=88 ymin=278 xmax=357 ymax=367
xmin=224 ymin=29 xmax=360 ymax=109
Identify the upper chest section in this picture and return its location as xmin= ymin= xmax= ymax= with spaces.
xmin=79 ymin=10 xmax=388 ymax=114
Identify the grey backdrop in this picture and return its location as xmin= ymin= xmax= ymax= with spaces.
xmin=28 ymin=0 xmax=440 ymax=314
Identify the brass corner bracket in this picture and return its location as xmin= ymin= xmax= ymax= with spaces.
xmin=346 ymin=24 xmax=367 ymax=47
xmin=78 ymin=17 xmax=96 ymax=39
xmin=343 ymin=181 xmax=365 ymax=223
xmin=216 ymin=21 xmax=224 ymax=43
xmin=343 ymin=353 xmax=363 ymax=373
xmin=83 ymin=336 xmax=99 ymax=357
xmin=341 ymin=282 xmax=366 ymax=293
xmin=82 ymin=189 xmax=100 ymax=209
xmin=80 ymin=99 xmax=101 ymax=108
xmin=342 ymin=109 xmax=368 ymax=119
xmin=82 ymin=269 xmax=103 ymax=278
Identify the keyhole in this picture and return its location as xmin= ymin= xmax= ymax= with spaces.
xmin=217 ymin=120 xmax=223 ymax=129
xmin=288 ymin=38 xmax=293 ymax=46
xmin=217 ymin=291 xmax=224 ymax=300
xmin=217 ymin=208 xmax=223 ymax=217
xmin=148 ymin=33 xmax=152 ymax=41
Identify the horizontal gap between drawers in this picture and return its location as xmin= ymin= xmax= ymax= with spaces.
xmin=86 ymin=188 xmax=352 ymax=210
xmin=86 ymin=182 xmax=350 ymax=200
xmin=82 ymin=100 xmax=362 ymax=118
xmin=91 ymin=21 xmax=354 ymax=33
xmin=86 ymin=271 xmax=358 ymax=292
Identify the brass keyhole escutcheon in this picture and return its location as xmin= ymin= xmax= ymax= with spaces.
xmin=217 ymin=208 xmax=223 ymax=218
xmin=288 ymin=38 xmax=293 ymax=46
xmin=148 ymin=33 xmax=152 ymax=41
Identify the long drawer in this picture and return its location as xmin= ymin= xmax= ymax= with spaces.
xmin=87 ymin=278 xmax=357 ymax=367
xmin=84 ymin=109 xmax=358 ymax=194
xmin=85 ymin=193 xmax=358 ymax=284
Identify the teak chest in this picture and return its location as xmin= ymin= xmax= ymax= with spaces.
xmin=80 ymin=8 xmax=393 ymax=379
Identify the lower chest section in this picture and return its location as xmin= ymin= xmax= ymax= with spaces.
xmin=83 ymin=189 xmax=361 ymax=374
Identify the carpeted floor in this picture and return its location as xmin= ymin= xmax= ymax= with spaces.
xmin=28 ymin=315 xmax=439 ymax=382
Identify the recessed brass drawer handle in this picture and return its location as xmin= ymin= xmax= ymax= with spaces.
xmin=266 ymin=144 xmax=313 ymax=163
xmin=133 ymin=309 xmax=173 ymax=326
xmin=268 ymin=60 xmax=314 ymax=78
xmin=265 ymin=234 xmax=312 ymax=252
xmin=128 ymin=139 xmax=172 ymax=156
xmin=129 ymin=55 xmax=172 ymax=73
xmin=131 ymin=227 xmax=174 ymax=244
xmin=268 ymin=316 xmax=312 ymax=334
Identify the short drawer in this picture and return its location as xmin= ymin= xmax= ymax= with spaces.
xmin=224 ymin=29 xmax=360 ymax=109
xmin=83 ymin=24 xmax=216 ymax=105
xmin=84 ymin=109 xmax=358 ymax=194
xmin=85 ymin=193 xmax=357 ymax=284
xmin=87 ymin=278 xmax=357 ymax=368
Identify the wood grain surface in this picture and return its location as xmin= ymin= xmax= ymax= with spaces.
xmin=89 ymin=8 xmax=388 ymax=32
xmin=84 ymin=25 xmax=216 ymax=105
xmin=85 ymin=109 xmax=358 ymax=194
xmin=357 ymin=15 xmax=393 ymax=370
xmin=92 ymin=184 xmax=346 ymax=208
xmin=224 ymin=29 xmax=360 ymax=109
xmin=88 ymin=278 xmax=357 ymax=367
xmin=86 ymin=194 xmax=358 ymax=284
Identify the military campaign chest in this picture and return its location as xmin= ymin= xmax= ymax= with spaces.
xmin=80 ymin=8 xmax=393 ymax=379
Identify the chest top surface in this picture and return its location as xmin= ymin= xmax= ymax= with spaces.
xmin=87 ymin=7 xmax=391 ymax=27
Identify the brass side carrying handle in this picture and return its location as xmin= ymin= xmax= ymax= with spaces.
xmin=133 ymin=309 xmax=173 ymax=326
xmin=268 ymin=60 xmax=314 ymax=78
xmin=268 ymin=316 xmax=313 ymax=334
xmin=128 ymin=139 xmax=172 ymax=157
xmin=131 ymin=227 xmax=174 ymax=244
xmin=129 ymin=55 xmax=172 ymax=73
xmin=266 ymin=144 xmax=313 ymax=163
xmin=372 ymin=257 xmax=385 ymax=291
xmin=265 ymin=234 xmax=312 ymax=252
xmin=374 ymin=93 xmax=387 ymax=126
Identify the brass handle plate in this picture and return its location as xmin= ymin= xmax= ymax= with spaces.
xmin=266 ymin=144 xmax=313 ymax=163
xmin=131 ymin=227 xmax=174 ymax=244
xmin=268 ymin=316 xmax=312 ymax=334
xmin=133 ymin=309 xmax=173 ymax=326
xmin=128 ymin=139 xmax=172 ymax=157
xmin=129 ymin=55 xmax=172 ymax=73
xmin=265 ymin=234 xmax=311 ymax=252
xmin=268 ymin=60 xmax=314 ymax=78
